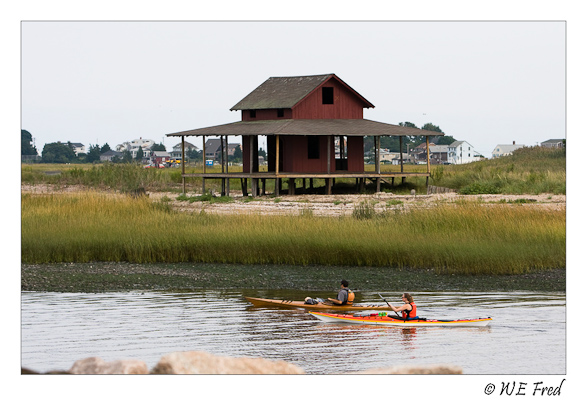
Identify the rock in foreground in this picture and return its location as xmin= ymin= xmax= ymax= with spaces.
xmin=69 ymin=357 xmax=149 ymax=374
xmin=151 ymin=351 xmax=305 ymax=374
xmin=356 ymin=364 xmax=462 ymax=374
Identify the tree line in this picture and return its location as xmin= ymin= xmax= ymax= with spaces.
xmin=21 ymin=130 xmax=168 ymax=164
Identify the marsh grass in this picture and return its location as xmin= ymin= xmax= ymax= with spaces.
xmin=21 ymin=191 xmax=565 ymax=274
xmin=433 ymin=147 xmax=566 ymax=194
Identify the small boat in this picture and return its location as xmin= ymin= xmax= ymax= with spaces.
xmin=309 ymin=311 xmax=492 ymax=327
xmin=244 ymin=296 xmax=391 ymax=311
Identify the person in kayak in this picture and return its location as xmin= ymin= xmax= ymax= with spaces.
xmin=327 ymin=280 xmax=355 ymax=305
xmin=388 ymin=293 xmax=417 ymax=319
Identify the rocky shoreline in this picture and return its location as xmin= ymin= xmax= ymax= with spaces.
xmin=22 ymin=350 xmax=463 ymax=375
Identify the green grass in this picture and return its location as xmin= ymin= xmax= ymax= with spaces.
xmin=21 ymin=191 xmax=565 ymax=275
xmin=431 ymin=147 xmax=566 ymax=195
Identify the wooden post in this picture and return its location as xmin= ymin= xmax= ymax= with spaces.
xmin=221 ymin=135 xmax=225 ymax=196
xmin=262 ymin=178 xmax=266 ymax=195
xmin=250 ymin=135 xmax=256 ymax=197
xmin=326 ymin=135 xmax=331 ymax=194
xmin=181 ymin=136 xmax=186 ymax=194
xmin=426 ymin=136 xmax=431 ymax=174
xmin=275 ymin=135 xmax=280 ymax=196
xmin=376 ymin=136 xmax=381 ymax=174
xmin=225 ymin=135 xmax=230 ymax=196
xmin=399 ymin=136 xmax=404 ymax=173
xmin=288 ymin=178 xmax=295 ymax=195
xmin=226 ymin=138 xmax=230 ymax=197
xmin=202 ymin=135 xmax=206 ymax=194
xmin=241 ymin=178 xmax=248 ymax=197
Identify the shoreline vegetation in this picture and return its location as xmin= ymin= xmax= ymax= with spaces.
xmin=21 ymin=147 xmax=566 ymax=292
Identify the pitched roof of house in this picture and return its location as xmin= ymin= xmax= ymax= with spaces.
xmin=541 ymin=139 xmax=564 ymax=144
xmin=230 ymin=74 xmax=375 ymax=110
xmin=429 ymin=145 xmax=449 ymax=153
xmin=204 ymin=138 xmax=222 ymax=153
xmin=172 ymin=141 xmax=198 ymax=150
xmin=168 ymin=119 xmax=443 ymax=138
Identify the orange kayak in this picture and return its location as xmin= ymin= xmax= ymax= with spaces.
xmin=310 ymin=311 xmax=492 ymax=327
xmin=244 ymin=296 xmax=391 ymax=311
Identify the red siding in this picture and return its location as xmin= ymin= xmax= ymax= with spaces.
xmin=242 ymin=135 xmax=259 ymax=173
xmin=292 ymin=78 xmax=365 ymax=119
xmin=346 ymin=136 xmax=364 ymax=172
xmin=268 ymin=135 xmax=364 ymax=174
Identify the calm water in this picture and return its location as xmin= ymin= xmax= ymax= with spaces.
xmin=21 ymin=290 xmax=565 ymax=374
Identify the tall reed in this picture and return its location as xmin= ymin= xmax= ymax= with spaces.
xmin=21 ymin=192 xmax=565 ymax=274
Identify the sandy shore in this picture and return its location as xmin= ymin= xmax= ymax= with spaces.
xmin=22 ymin=184 xmax=566 ymax=217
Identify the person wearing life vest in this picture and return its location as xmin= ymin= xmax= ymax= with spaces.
xmin=327 ymin=280 xmax=355 ymax=305
xmin=388 ymin=292 xmax=417 ymax=319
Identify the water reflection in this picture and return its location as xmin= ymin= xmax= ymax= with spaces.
xmin=21 ymin=290 xmax=565 ymax=374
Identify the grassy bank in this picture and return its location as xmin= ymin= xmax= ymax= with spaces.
xmin=21 ymin=191 xmax=565 ymax=274
xmin=431 ymin=147 xmax=566 ymax=194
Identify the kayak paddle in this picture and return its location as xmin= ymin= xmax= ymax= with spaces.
xmin=378 ymin=293 xmax=400 ymax=317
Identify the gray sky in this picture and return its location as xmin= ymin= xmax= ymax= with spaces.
xmin=21 ymin=21 xmax=565 ymax=157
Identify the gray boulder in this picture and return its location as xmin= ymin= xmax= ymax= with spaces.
xmin=151 ymin=351 xmax=305 ymax=374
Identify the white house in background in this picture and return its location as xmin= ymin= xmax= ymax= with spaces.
xmin=448 ymin=140 xmax=479 ymax=164
xmin=492 ymin=142 xmax=525 ymax=158
xmin=116 ymin=138 xmax=156 ymax=158
xmin=69 ymin=142 xmax=86 ymax=156
xmin=540 ymin=139 xmax=565 ymax=149
xmin=171 ymin=141 xmax=199 ymax=158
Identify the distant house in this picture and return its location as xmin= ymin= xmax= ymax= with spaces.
xmin=412 ymin=142 xmax=434 ymax=164
xmin=379 ymin=149 xmax=409 ymax=165
xmin=171 ymin=141 xmax=199 ymax=158
xmin=429 ymin=145 xmax=449 ymax=164
xmin=204 ymin=138 xmax=222 ymax=160
xmin=116 ymin=138 xmax=155 ymax=158
xmin=492 ymin=142 xmax=525 ymax=158
xmin=204 ymin=138 xmax=240 ymax=161
xmin=541 ymin=139 xmax=565 ymax=149
xmin=151 ymin=151 xmax=171 ymax=165
xmin=100 ymin=150 xmax=123 ymax=162
xmin=227 ymin=143 xmax=241 ymax=157
xmin=69 ymin=143 xmax=86 ymax=156
xmin=448 ymin=141 xmax=478 ymax=164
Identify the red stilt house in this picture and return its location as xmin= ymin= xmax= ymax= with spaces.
xmin=167 ymin=74 xmax=441 ymax=196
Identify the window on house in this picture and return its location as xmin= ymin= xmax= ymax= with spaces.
xmin=308 ymin=136 xmax=320 ymax=159
xmin=250 ymin=110 xmax=256 ymax=118
xmin=277 ymin=109 xmax=284 ymax=118
xmin=322 ymin=87 xmax=334 ymax=104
